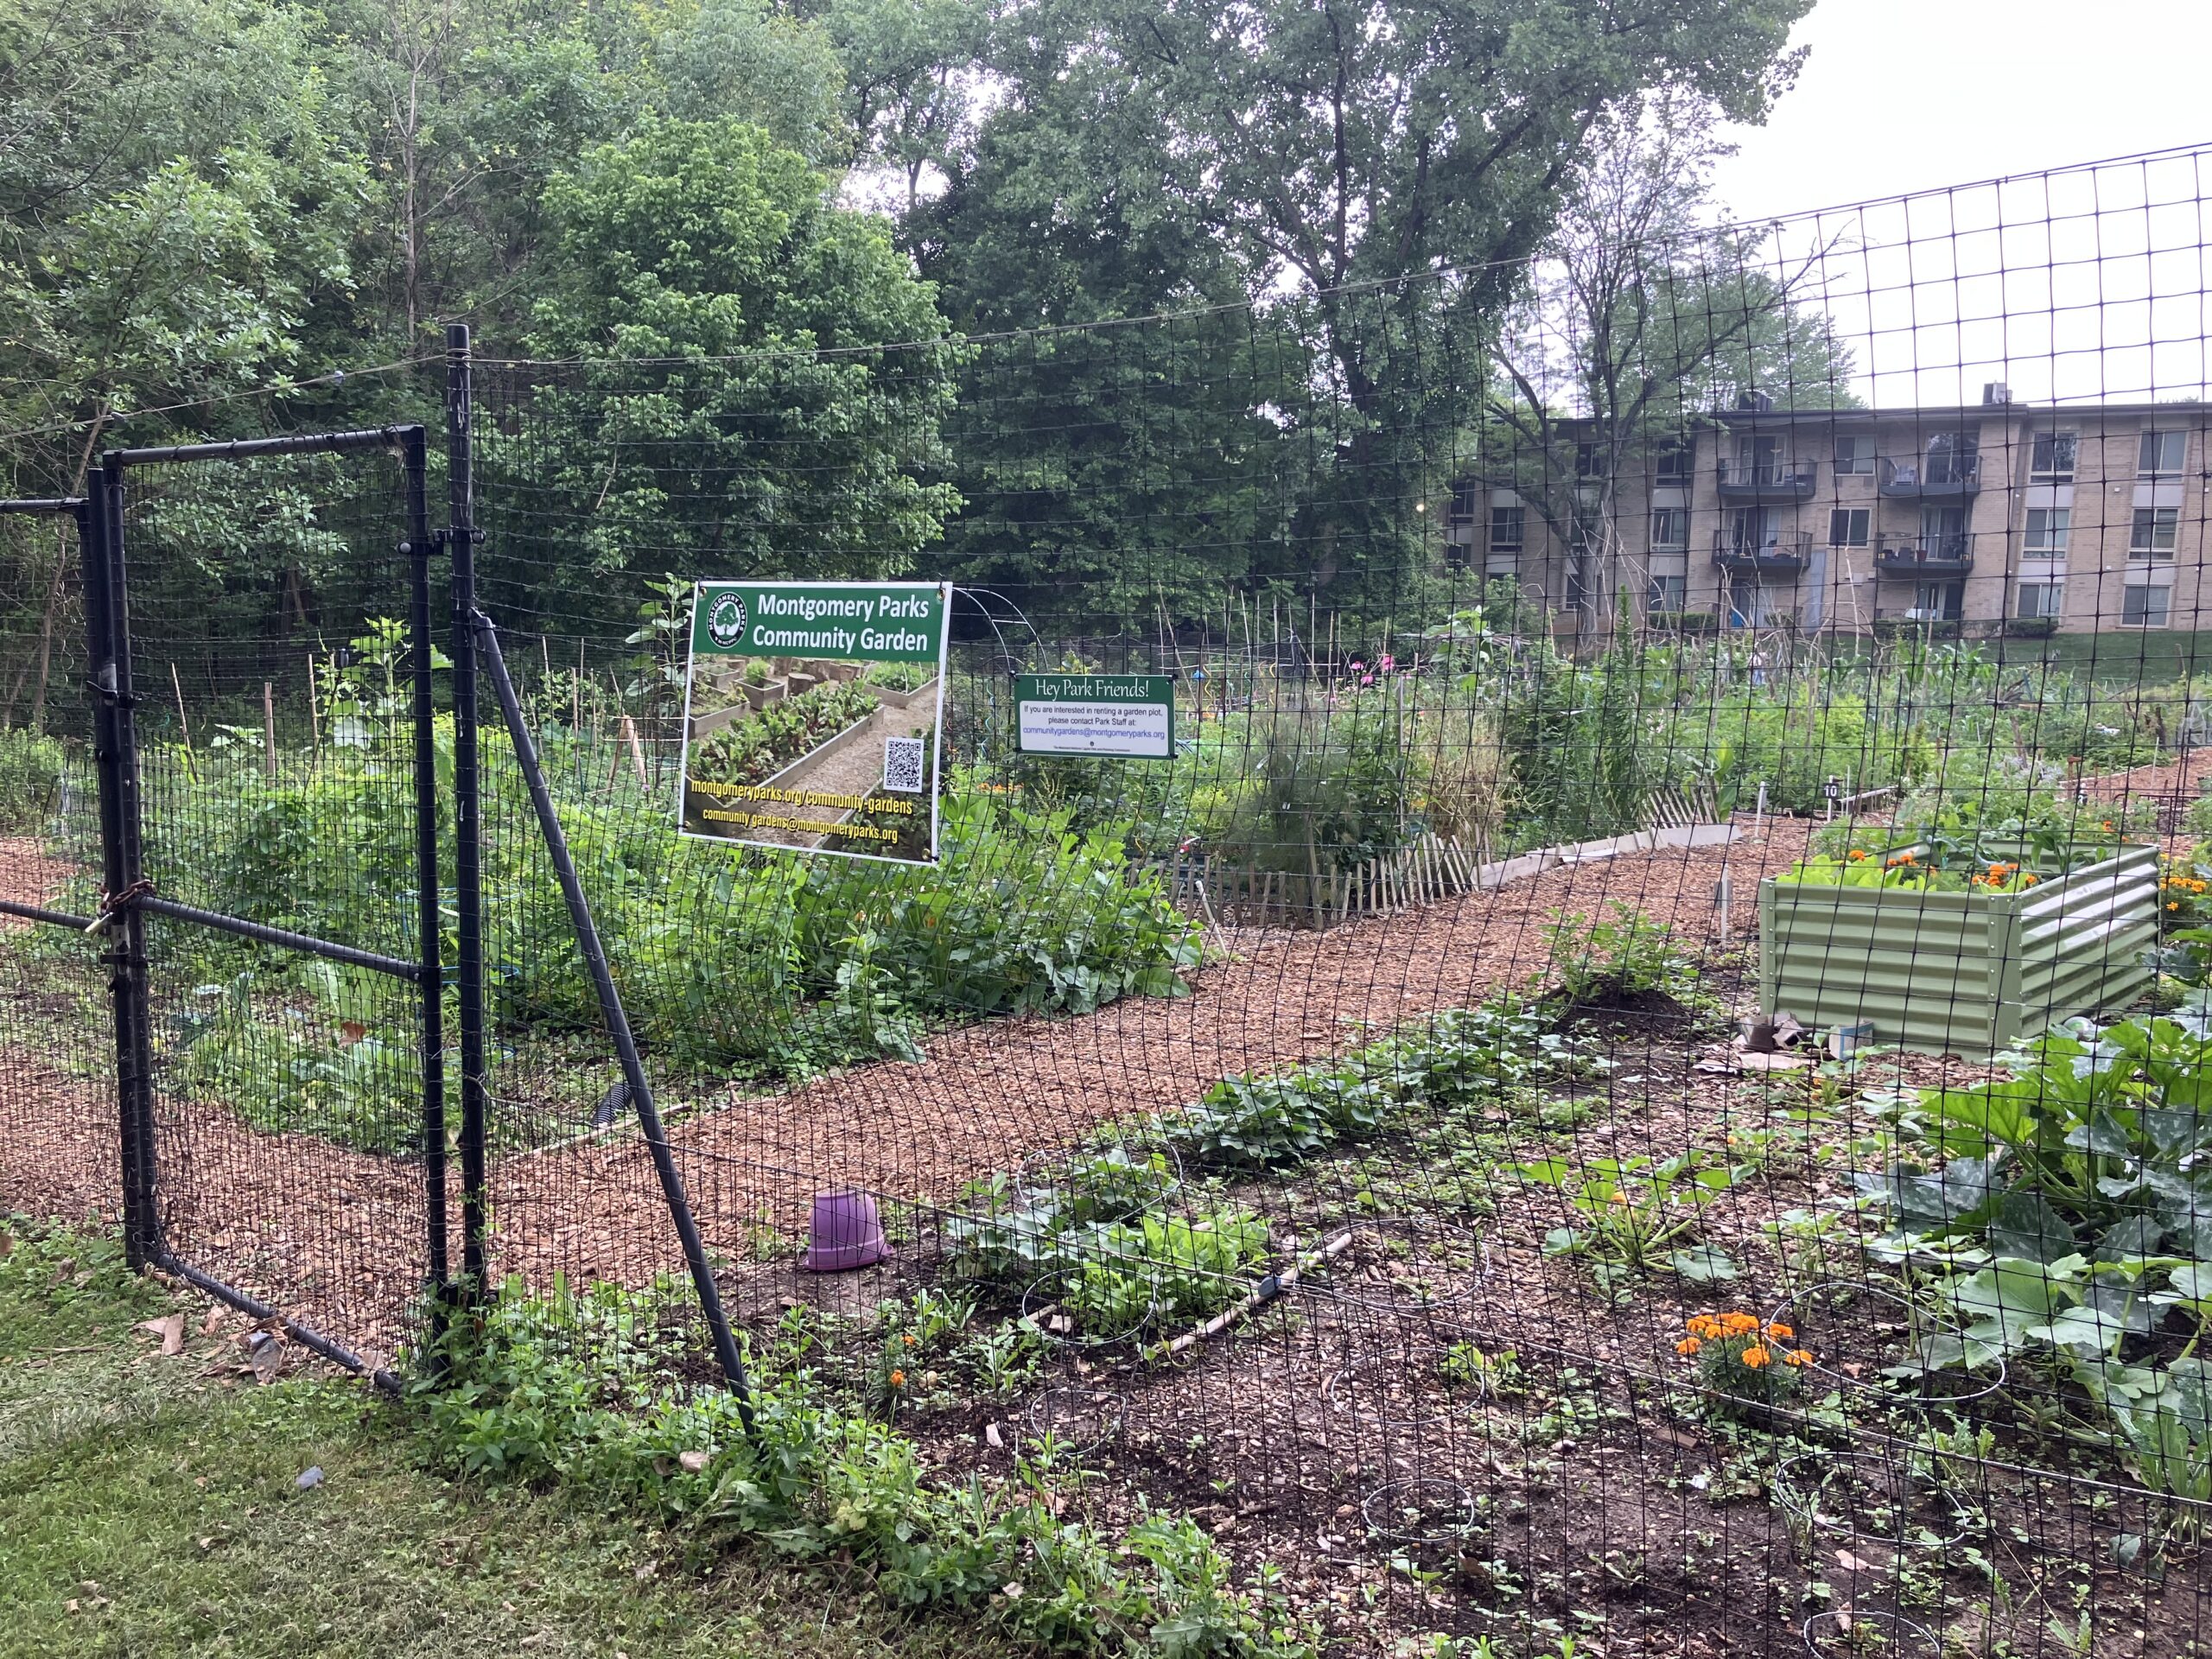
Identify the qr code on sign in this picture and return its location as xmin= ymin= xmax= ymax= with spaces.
xmin=881 ymin=736 xmax=926 ymax=793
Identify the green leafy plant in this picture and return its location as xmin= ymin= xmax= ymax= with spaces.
xmin=1521 ymin=1151 xmax=1742 ymax=1281
xmin=1544 ymin=904 xmax=1688 ymax=1005
xmin=1858 ymin=1014 xmax=2212 ymax=1267
xmin=416 ymin=1276 xmax=1316 ymax=1656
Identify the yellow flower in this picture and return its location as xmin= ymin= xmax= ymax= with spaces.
xmin=1741 ymin=1346 xmax=1770 ymax=1369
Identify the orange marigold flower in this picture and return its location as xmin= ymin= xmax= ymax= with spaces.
xmin=2023 ymin=874 xmax=2038 ymax=886
xmin=1765 ymin=1322 xmax=1795 ymax=1340
xmin=1675 ymin=1337 xmax=1701 ymax=1357
xmin=888 ymin=1368 xmax=906 ymax=1388
xmin=902 ymin=1333 xmax=918 ymax=1347
xmin=1786 ymin=1349 xmax=1815 ymax=1367
xmin=1685 ymin=1315 xmax=1720 ymax=1339
xmin=1721 ymin=1312 xmax=1761 ymax=1335
xmin=1741 ymin=1346 xmax=1770 ymax=1369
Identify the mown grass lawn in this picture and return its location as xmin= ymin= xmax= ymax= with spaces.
xmin=0 ymin=1219 xmax=958 ymax=1659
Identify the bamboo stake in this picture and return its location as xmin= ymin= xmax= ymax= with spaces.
xmin=305 ymin=654 xmax=321 ymax=753
xmin=262 ymin=682 xmax=277 ymax=781
xmin=1153 ymin=1230 xmax=1357 ymax=1360
xmin=168 ymin=663 xmax=194 ymax=760
xmin=621 ymin=714 xmax=649 ymax=786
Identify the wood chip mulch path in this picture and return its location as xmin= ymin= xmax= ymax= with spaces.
xmin=0 ymin=822 xmax=1813 ymax=1363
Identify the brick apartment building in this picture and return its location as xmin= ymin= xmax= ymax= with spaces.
xmin=1445 ymin=389 xmax=2212 ymax=637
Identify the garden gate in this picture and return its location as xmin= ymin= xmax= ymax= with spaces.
xmin=0 ymin=330 xmax=747 ymax=1401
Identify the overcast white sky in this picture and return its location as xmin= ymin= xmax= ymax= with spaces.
xmin=1713 ymin=0 xmax=2212 ymax=222
xmin=1705 ymin=1 xmax=2212 ymax=408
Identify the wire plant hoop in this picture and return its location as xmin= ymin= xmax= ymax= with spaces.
xmin=1322 ymin=1346 xmax=1474 ymax=1438
xmin=1024 ymin=1385 xmax=1127 ymax=1453
xmin=1802 ymin=1609 xmax=1942 ymax=1659
xmin=1774 ymin=1448 xmax=1981 ymax=1552
xmin=1768 ymin=1282 xmax=2008 ymax=1412
xmin=1359 ymin=1474 xmax=1480 ymax=1548
xmin=1296 ymin=1215 xmax=1491 ymax=1319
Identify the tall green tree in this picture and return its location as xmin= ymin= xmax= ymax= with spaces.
xmin=481 ymin=117 xmax=962 ymax=621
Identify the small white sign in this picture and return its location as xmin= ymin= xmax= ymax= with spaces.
xmin=1017 ymin=699 xmax=1173 ymax=759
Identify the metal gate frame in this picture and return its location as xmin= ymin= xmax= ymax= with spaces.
xmin=3 ymin=328 xmax=751 ymax=1409
xmin=74 ymin=423 xmax=452 ymax=1384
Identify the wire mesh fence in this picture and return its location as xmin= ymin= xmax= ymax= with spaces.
xmin=8 ymin=148 xmax=2212 ymax=1654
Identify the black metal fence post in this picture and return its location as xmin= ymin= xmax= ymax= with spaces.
xmin=402 ymin=427 xmax=449 ymax=1302
xmin=471 ymin=609 xmax=757 ymax=1428
xmin=445 ymin=323 xmax=489 ymax=1289
xmin=94 ymin=455 xmax=160 ymax=1268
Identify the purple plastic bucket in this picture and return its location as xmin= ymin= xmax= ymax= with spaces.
xmin=800 ymin=1187 xmax=893 ymax=1271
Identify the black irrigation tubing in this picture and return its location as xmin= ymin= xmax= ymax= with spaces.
xmin=155 ymin=1250 xmax=403 ymax=1395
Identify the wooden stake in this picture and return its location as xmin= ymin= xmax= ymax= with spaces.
xmin=305 ymin=654 xmax=321 ymax=753
xmin=621 ymin=714 xmax=649 ymax=786
xmin=262 ymin=682 xmax=277 ymax=781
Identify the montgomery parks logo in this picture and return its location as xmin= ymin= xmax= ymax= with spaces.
xmin=705 ymin=591 xmax=748 ymax=648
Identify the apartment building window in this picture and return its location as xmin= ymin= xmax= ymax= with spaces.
xmin=1926 ymin=429 xmax=1980 ymax=486
xmin=2017 ymin=582 xmax=2065 ymax=620
xmin=2131 ymin=505 xmax=2180 ymax=560
xmin=2139 ymin=429 xmax=2187 ymax=475
xmin=1446 ymin=484 xmax=1479 ymax=526
xmin=1647 ymin=575 xmax=1687 ymax=613
xmin=1488 ymin=504 xmax=1525 ymax=556
xmin=1654 ymin=437 xmax=1693 ymax=483
xmin=1650 ymin=508 xmax=1690 ymax=550
xmin=1574 ymin=441 xmax=1607 ymax=480
xmin=2031 ymin=431 xmax=2077 ymax=480
xmin=2123 ymin=583 xmax=2172 ymax=627
xmin=2024 ymin=508 xmax=2070 ymax=554
xmin=1833 ymin=435 xmax=1875 ymax=476
xmin=1915 ymin=580 xmax=1965 ymax=621
xmin=1827 ymin=508 xmax=1870 ymax=546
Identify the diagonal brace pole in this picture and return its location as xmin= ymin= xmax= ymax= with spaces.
xmin=470 ymin=607 xmax=756 ymax=1431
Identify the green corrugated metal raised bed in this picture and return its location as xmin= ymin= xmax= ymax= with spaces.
xmin=1758 ymin=837 xmax=2162 ymax=1057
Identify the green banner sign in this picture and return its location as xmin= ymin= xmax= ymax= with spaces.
xmin=678 ymin=581 xmax=950 ymax=864
xmin=693 ymin=581 xmax=945 ymax=664
xmin=1014 ymin=673 xmax=1175 ymax=759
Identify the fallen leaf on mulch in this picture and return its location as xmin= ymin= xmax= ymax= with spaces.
xmin=137 ymin=1314 xmax=185 ymax=1356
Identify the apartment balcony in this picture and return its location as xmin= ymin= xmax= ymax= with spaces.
xmin=1715 ymin=458 xmax=1820 ymax=501
xmin=1878 ymin=455 xmax=1981 ymax=499
xmin=1713 ymin=531 xmax=1812 ymax=575
xmin=1872 ymin=532 xmax=1976 ymax=575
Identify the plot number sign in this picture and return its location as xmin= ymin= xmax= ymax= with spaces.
xmin=1014 ymin=674 xmax=1175 ymax=760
